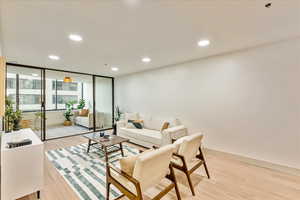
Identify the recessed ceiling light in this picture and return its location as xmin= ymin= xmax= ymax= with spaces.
xmin=198 ymin=40 xmax=210 ymax=47
xmin=48 ymin=55 xmax=60 ymax=60
xmin=69 ymin=34 xmax=83 ymax=42
xmin=142 ymin=57 xmax=151 ymax=63
xmin=111 ymin=67 xmax=119 ymax=71
xmin=31 ymin=73 xmax=39 ymax=77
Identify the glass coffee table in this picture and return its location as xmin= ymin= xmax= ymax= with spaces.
xmin=83 ymin=132 xmax=130 ymax=163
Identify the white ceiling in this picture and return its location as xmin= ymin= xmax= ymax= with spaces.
xmin=0 ymin=0 xmax=300 ymax=77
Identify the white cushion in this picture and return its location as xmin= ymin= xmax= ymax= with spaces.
xmin=144 ymin=118 xmax=166 ymax=131
xmin=133 ymin=145 xmax=174 ymax=191
xmin=173 ymin=135 xmax=189 ymax=153
xmin=119 ymin=127 xmax=138 ymax=138
xmin=168 ymin=118 xmax=181 ymax=127
xmin=111 ymin=171 xmax=137 ymax=195
xmin=126 ymin=128 xmax=162 ymax=145
xmin=171 ymin=156 xmax=202 ymax=170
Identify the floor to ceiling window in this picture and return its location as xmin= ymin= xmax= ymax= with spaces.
xmin=45 ymin=70 xmax=94 ymax=139
xmin=5 ymin=63 xmax=114 ymax=140
xmin=95 ymin=76 xmax=113 ymax=130
xmin=6 ymin=65 xmax=43 ymax=138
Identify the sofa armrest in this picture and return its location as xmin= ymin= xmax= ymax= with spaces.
xmin=116 ymin=120 xmax=126 ymax=129
xmin=161 ymin=125 xmax=188 ymax=146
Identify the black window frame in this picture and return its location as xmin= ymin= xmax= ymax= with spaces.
xmin=5 ymin=62 xmax=115 ymax=141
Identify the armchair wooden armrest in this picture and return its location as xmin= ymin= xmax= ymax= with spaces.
xmin=106 ymin=163 xmax=143 ymax=200
xmin=172 ymin=153 xmax=186 ymax=165
xmin=107 ymin=164 xmax=140 ymax=186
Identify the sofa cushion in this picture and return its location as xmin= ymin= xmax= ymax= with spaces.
xmin=119 ymin=127 xmax=138 ymax=138
xmin=144 ymin=118 xmax=166 ymax=131
xmin=120 ymin=128 xmax=162 ymax=145
xmin=130 ymin=129 xmax=162 ymax=145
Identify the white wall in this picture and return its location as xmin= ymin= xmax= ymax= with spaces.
xmin=116 ymin=38 xmax=300 ymax=169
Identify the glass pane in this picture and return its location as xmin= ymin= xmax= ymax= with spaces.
xmin=6 ymin=72 xmax=17 ymax=110
xmin=95 ymin=77 xmax=113 ymax=130
xmin=45 ymin=70 xmax=93 ymax=139
xmin=6 ymin=65 xmax=43 ymax=139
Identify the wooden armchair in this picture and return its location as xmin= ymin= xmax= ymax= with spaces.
xmin=106 ymin=145 xmax=181 ymax=200
xmin=171 ymin=133 xmax=210 ymax=196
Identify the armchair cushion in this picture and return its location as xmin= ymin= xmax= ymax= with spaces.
xmin=120 ymin=155 xmax=138 ymax=176
xmin=171 ymin=156 xmax=203 ymax=170
xmin=173 ymin=135 xmax=189 ymax=153
xmin=178 ymin=133 xmax=203 ymax=164
xmin=133 ymin=145 xmax=174 ymax=191
xmin=110 ymin=171 xmax=137 ymax=195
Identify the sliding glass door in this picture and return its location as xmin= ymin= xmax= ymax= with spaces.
xmin=45 ymin=70 xmax=93 ymax=139
xmin=6 ymin=63 xmax=114 ymax=140
xmin=95 ymin=76 xmax=113 ymax=130
xmin=6 ymin=65 xmax=44 ymax=139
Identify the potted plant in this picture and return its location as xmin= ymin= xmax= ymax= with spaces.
xmin=63 ymin=100 xmax=76 ymax=126
xmin=12 ymin=109 xmax=22 ymax=131
xmin=77 ymin=98 xmax=86 ymax=116
xmin=113 ymin=106 xmax=123 ymax=135
xmin=114 ymin=106 xmax=123 ymax=122
xmin=77 ymin=98 xmax=85 ymax=110
xmin=5 ymin=98 xmax=22 ymax=132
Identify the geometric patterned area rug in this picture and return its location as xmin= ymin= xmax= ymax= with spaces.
xmin=46 ymin=143 xmax=139 ymax=200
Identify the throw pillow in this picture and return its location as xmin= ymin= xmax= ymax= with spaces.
xmin=160 ymin=122 xmax=170 ymax=132
xmin=128 ymin=120 xmax=144 ymax=129
xmin=79 ymin=109 xmax=89 ymax=116
xmin=126 ymin=120 xmax=136 ymax=129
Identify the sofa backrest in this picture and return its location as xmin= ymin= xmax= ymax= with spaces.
xmin=133 ymin=144 xmax=174 ymax=191
xmin=124 ymin=112 xmax=181 ymax=131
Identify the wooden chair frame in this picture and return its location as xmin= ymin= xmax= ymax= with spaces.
xmin=172 ymin=146 xmax=210 ymax=196
xmin=106 ymin=163 xmax=181 ymax=200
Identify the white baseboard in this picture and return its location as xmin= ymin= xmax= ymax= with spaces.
xmin=205 ymin=148 xmax=300 ymax=177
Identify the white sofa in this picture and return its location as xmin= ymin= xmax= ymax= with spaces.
xmin=74 ymin=111 xmax=104 ymax=129
xmin=117 ymin=113 xmax=187 ymax=148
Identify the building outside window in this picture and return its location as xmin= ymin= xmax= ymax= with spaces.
xmin=6 ymin=73 xmax=83 ymax=111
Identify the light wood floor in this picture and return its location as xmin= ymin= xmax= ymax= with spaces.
xmin=18 ymin=136 xmax=300 ymax=200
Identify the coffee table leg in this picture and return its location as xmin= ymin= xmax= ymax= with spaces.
xmin=120 ymin=143 xmax=124 ymax=157
xmin=104 ymin=146 xmax=109 ymax=163
xmin=87 ymin=139 xmax=91 ymax=153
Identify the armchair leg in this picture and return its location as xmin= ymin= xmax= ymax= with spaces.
xmin=106 ymin=182 xmax=111 ymax=200
xmin=170 ymin=165 xmax=181 ymax=200
xmin=203 ymin=161 xmax=210 ymax=179
xmin=199 ymin=147 xmax=210 ymax=179
xmin=185 ymin=172 xmax=195 ymax=196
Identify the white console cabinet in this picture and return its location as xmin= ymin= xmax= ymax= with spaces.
xmin=1 ymin=128 xmax=44 ymax=200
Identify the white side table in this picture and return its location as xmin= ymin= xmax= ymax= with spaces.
xmin=1 ymin=128 xmax=44 ymax=200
